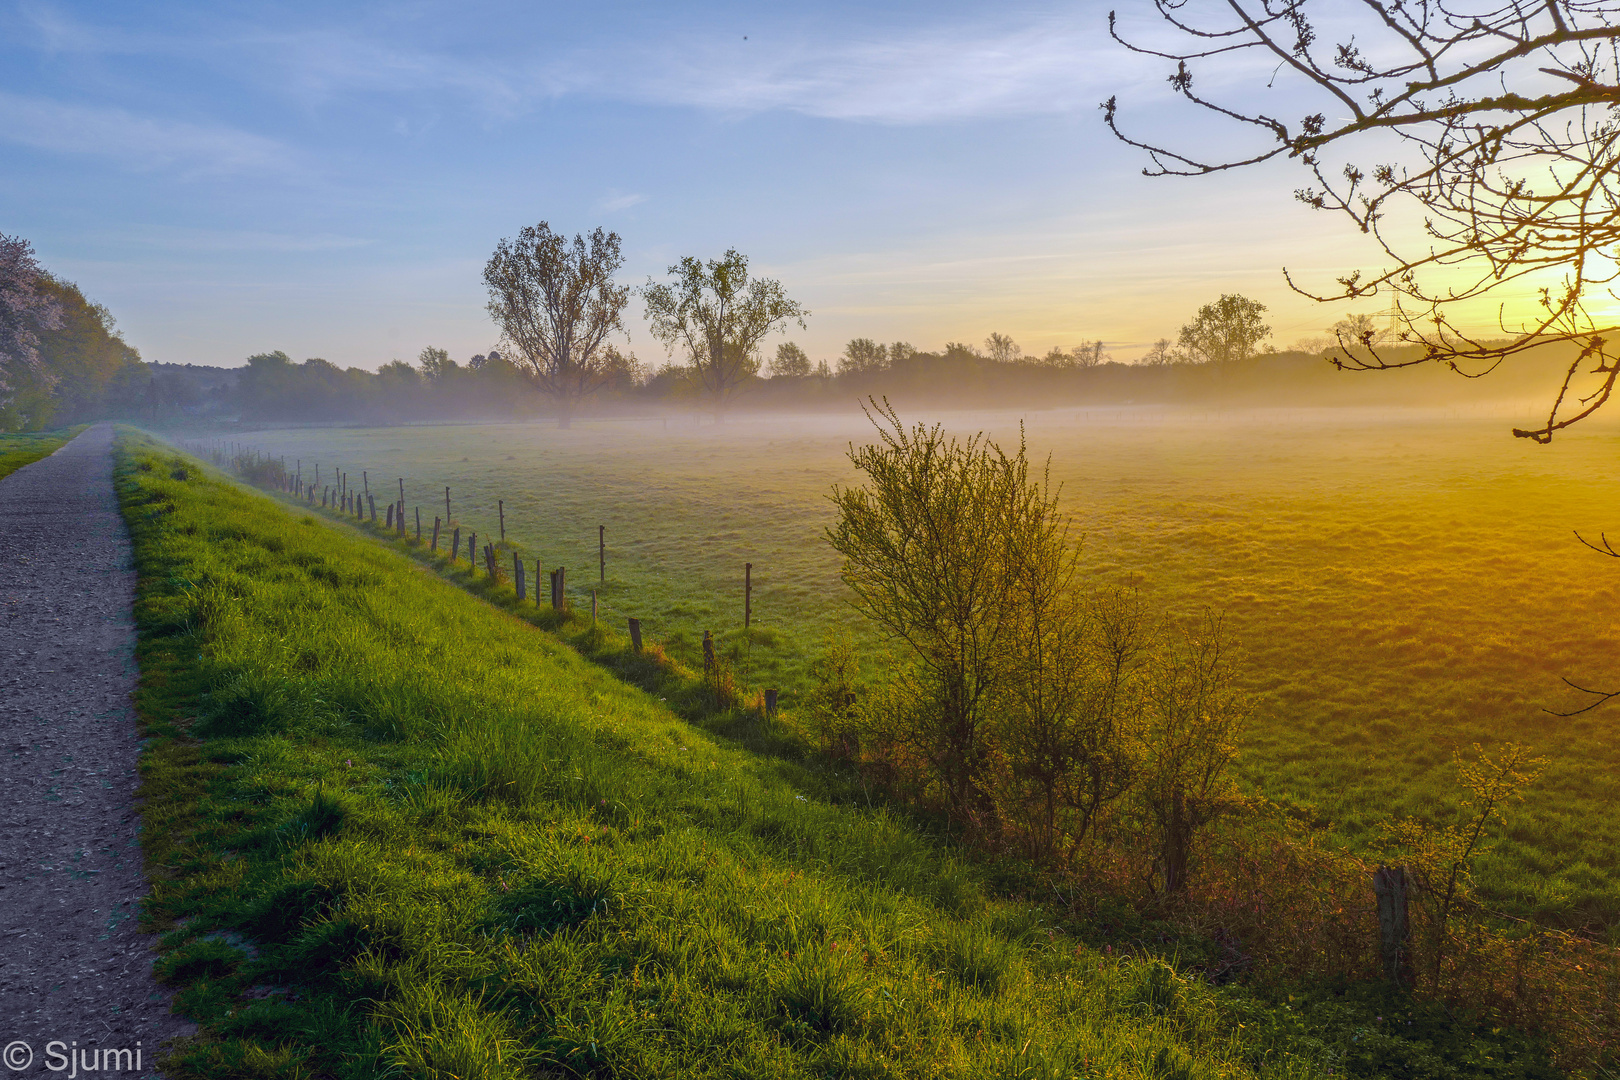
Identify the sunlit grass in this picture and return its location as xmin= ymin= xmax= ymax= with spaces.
xmin=120 ymin=428 xmax=1345 ymax=1080
xmin=226 ymin=407 xmax=1620 ymax=932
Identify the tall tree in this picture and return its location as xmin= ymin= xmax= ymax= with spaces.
xmin=1106 ymin=1 xmax=1620 ymax=441
xmin=984 ymin=333 xmax=1023 ymax=364
xmin=840 ymin=338 xmax=888 ymax=375
xmin=642 ymin=249 xmax=807 ymax=409
xmin=1177 ymin=294 xmax=1271 ymax=365
xmin=0 ymin=233 xmax=62 ymax=409
xmin=2 ymin=274 xmax=143 ymax=430
xmin=483 ymin=223 xmax=630 ymax=427
xmin=772 ymin=341 xmax=813 ymax=378
xmin=416 ymin=346 xmax=453 ymax=382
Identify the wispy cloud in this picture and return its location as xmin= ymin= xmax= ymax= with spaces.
xmin=603 ymin=17 xmax=1132 ymax=124
xmin=0 ymin=91 xmax=294 ymax=177
xmin=12 ymin=6 xmax=1134 ymax=126
xmin=597 ymin=191 xmax=647 ymax=213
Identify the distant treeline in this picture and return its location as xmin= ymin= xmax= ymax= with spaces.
xmin=137 ymin=334 xmax=1562 ymax=428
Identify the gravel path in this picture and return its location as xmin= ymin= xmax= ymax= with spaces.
xmin=0 ymin=425 xmax=192 ymax=1075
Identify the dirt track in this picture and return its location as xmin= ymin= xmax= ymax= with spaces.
xmin=0 ymin=424 xmax=191 ymax=1075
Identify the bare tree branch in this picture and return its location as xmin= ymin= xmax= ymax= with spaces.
xmin=1108 ymin=0 xmax=1620 ymax=441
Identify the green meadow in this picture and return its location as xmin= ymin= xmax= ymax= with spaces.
xmin=227 ymin=406 xmax=1620 ymax=933
xmin=0 ymin=424 xmax=87 ymax=479
xmin=114 ymin=428 xmax=1432 ymax=1080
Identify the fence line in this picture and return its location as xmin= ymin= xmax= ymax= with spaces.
xmin=178 ymin=435 xmax=774 ymax=699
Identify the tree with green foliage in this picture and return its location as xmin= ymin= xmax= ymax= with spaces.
xmin=1177 ymin=294 xmax=1271 ymax=365
xmin=840 ymin=338 xmax=888 ymax=375
xmin=772 ymin=341 xmax=812 ymax=378
xmin=642 ymin=249 xmax=807 ymax=410
xmin=483 ymin=222 xmax=630 ymax=427
xmin=416 ymin=346 xmax=453 ymax=382
xmin=827 ymin=401 xmax=1053 ymax=834
xmin=1 ymin=272 xmax=143 ymax=430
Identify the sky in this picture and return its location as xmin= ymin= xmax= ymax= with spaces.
xmin=1 ymin=0 xmax=1431 ymax=370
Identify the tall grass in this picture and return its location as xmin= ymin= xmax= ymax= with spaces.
xmin=119 ymin=429 xmax=1364 ymax=1080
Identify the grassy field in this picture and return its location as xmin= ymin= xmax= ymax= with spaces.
xmin=111 ymin=427 xmax=1484 ymax=1080
xmin=220 ymin=404 xmax=1620 ymax=934
xmin=0 ymin=424 xmax=88 ymax=479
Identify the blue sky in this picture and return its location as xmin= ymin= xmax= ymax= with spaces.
xmin=1 ymin=0 xmax=1386 ymax=369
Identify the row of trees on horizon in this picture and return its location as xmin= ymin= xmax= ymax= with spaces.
xmin=2 ymin=222 xmax=1412 ymax=431
xmin=163 ymin=226 xmax=1404 ymax=424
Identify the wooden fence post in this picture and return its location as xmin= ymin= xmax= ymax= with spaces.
xmin=628 ymin=617 xmax=642 ymax=652
xmin=591 ymin=590 xmax=597 ymax=626
xmin=363 ymin=471 xmax=368 ymax=497
xmin=764 ymin=688 xmax=778 ymax=718
xmin=398 ymin=501 xmax=406 ymax=536
xmin=386 ymin=504 xmax=394 ymax=530
xmin=415 ymin=506 xmax=421 ymax=540
xmin=432 ymin=517 xmax=441 ymax=552
xmin=445 ymin=486 xmax=451 ymax=521
xmin=398 ymin=478 xmax=404 ymax=506
xmin=368 ymin=494 xmax=377 ymax=522
xmin=745 ymin=562 xmax=752 ymax=628
xmin=515 ymin=554 xmax=526 ymax=600
xmin=499 ymin=500 xmax=505 ymax=542
xmin=1373 ymin=865 xmax=1412 ymax=986
xmin=451 ymin=527 xmax=460 ymax=561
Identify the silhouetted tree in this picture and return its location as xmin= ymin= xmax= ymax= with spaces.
xmin=483 ymin=222 xmax=629 ymax=427
xmin=1107 ymin=0 xmax=1620 ymax=441
xmin=417 ymin=346 xmax=452 ymax=382
xmin=984 ymin=332 xmax=1022 ymax=364
xmin=642 ymin=249 xmax=807 ymax=410
xmin=840 ymin=338 xmax=888 ymax=374
xmin=1177 ymin=294 xmax=1271 ymax=365
xmin=772 ymin=341 xmax=813 ymax=378
xmin=1139 ymin=338 xmax=1179 ymax=367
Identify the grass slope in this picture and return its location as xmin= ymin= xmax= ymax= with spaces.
xmin=226 ymin=410 xmax=1620 ymax=931
xmin=120 ymin=430 xmax=1354 ymax=1080
xmin=0 ymin=424 xmax=89 ymax=480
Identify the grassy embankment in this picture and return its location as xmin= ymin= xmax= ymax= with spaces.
xmin=228 ymin=409 xmax=1620 ymax=933
xmin=122 ymin=429 xmax=1370 ymax=1080
xmin=0 ymin=424 xmax=89 ymax=479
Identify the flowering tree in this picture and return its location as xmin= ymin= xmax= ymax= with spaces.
xmin=0 ymin=233 xmax=62 ymax=404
